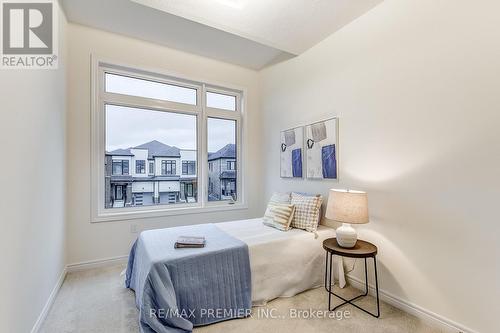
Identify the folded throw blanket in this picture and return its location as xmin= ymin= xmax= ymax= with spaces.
xmin=126 ymin=223 xmax=252 ymax=333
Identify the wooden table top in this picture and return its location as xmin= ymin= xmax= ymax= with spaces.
xmin=323 ymin=238 xmax=377 ymax=258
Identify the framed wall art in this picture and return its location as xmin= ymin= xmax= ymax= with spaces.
xmin=280 ymin=126 xmax=303 ymax=178
xmin=305 ymin=118 xmax=338 ymax=179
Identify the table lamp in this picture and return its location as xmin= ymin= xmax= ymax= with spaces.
xmin=325 ymin=189 xmax=369 ymax=248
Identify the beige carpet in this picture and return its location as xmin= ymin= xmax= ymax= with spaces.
xmin=40 ymin=264 xmax=443 ymax=333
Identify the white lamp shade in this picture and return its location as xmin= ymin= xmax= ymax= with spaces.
xmin=325 ymin=189 xmax=369 ymax=224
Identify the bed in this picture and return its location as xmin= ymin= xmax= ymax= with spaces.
xmin=216 ymin=218 xmax=340 ymax=305
xmin=126 ymin=217 xmax=343 ymax=333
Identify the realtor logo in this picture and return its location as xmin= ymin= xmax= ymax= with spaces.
xmin=1 ymin=0 xmax=58 ymax=69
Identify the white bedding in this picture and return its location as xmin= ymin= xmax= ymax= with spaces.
xmin=216 ymin=218 xmax=344 ymax=306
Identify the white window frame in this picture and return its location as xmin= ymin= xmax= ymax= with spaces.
xmin=91 ymin=57 xmax=246 ymax=222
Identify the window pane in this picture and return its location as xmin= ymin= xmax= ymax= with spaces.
xmin=123 ymin=160 xmax=129 ymax=174
xmin=136 ymin=160 xmax=145 ymax=174
xmin=161 ymin=160 xmax=176 ymax=175
xmin=207 ymin=118 xmax=237 ymax=202
xmin=112 ymin=161 xmax=122 ymax=175
xmin=182 ymin=161 xmax=196 ymax=175
xmin=105 ymin=73 xmax=197 ymax=105
xmin=105 ymin=105 xmax=197 ymax=208
xmin=206 ymin=91 xmax=236 ymax=111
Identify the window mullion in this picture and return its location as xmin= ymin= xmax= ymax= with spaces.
xmin=199 ymin=84 xmax=208 ymax=208
xmin=206 ymin=108 xmax=241 ymax=120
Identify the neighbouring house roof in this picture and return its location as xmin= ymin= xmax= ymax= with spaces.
xmin=106 ymin=148 xmax=134 ymax=156
xmin=106 ymin=140 xmax=181 ymax=158
xmin=134 ymin=140 xmax=181 ymax=158
xmin=208 ymin=143 xmax=236 ymax=161
xmin=219 ymin=170 xmax=236 ymax=179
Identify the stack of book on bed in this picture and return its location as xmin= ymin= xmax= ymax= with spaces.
xmin=174 ymin=236 xmax=206 ymax=249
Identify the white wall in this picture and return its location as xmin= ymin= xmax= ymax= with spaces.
xmin=259 ymin=1 xmax=500 ymax=332
xmin=0 ymin=4 xmax=67 ymax=333
xmin=66 ymin=24 xmax=263 ymax=264
xmin=10 ymin=2 xmax=495 ymax=332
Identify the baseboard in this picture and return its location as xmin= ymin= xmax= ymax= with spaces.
xmin=32 ymin=256 xmax=476 ymax=333
xmin=346 ymin=275 xmax=477 ymax=333
xmin=31 ymin=255 xmax=129 ymax=332
xmin=30 ymin=267 xmax=67 ymax=333
xmin=66 ymin=255 xmax=128 ymax=272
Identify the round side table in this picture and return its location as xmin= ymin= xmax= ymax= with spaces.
xmin=323 ymin=238 xmax=380 ymax=318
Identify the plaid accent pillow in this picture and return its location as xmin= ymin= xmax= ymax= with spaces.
xmin=290 ymin=192 xmax=323 ymax=232
xmin=263 ymin=202 xmax=295 ymax=231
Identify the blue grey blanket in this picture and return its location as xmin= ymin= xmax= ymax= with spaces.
xmin=125 ymin=223 xmax=252 ymax=333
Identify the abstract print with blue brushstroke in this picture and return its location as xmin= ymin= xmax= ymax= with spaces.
xmin=322 ymin=144 xmax=337 ymax=179
xmin=292 ymin=148 xmax=302 ymax=178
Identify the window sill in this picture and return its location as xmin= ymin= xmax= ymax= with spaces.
xmin=91 ymin=202 xmax=248 ymax=223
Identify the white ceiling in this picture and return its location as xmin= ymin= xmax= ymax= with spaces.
xmin=61 ymin=0 xmax=382 ymax=70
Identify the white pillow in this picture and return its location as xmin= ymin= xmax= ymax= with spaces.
xmin=269 ymin=192 xmax=291 ymax=204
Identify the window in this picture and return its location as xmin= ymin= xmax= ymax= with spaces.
xmin=182 ymin=161 xmax=196 ymax=175
xmin=105 ymin=73 xmax=197 ymax=105
xmin=106 ymin=105 xmax=196 ymax=209
xmin=93 ymin=61 xmax=242 ymax=221
xmin=112 ymin=160 xmax=129 ymax=175
xmin=207 ymin=118 xmax=237 ymax=202
xmin=161 ymin=160 xmax=176 ymax=175
xmin=206 ymin=91 xmax=236 ymax=111
xmin=135 ymin=160 xmax=146 ymax=174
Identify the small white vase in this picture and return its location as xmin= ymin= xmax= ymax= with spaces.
xmin=336 ymin=223 xmax=357 ymax=248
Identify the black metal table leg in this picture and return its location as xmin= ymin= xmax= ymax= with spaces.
xmin=328 ymin=252 xmax=332 ymax=310
xmin=324 ymin=250 xmax=328 ymax=291
xmin=373 ymin=256 xmax=380 ymax=317
xmin=325 ymin=253 xmax=380 ymax=318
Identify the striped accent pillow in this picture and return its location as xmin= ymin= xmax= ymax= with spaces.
xmin=290 ymin=192 xmax=323 ymax=232
xmin=263 ymin=202 xmax=296 ymax=231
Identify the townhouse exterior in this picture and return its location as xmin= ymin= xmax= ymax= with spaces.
xmin=105 ymin=140 xmax=197 ymax=208
xmin=208 ymin=144 xmax=237 ymax=201
xmin=104 ymin=141 xmax=236 ymax=207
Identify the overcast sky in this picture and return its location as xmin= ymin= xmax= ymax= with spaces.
xmin=106 ymin=105 xmax=235 ymax=153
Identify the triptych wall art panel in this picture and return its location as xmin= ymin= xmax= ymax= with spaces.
xmin=280 ymin=126 xmax=303 ymax=178
xmin=280 ymin=118 xmax=338 ymax=180
xmin=305 ymin=118 xmax=337 ymax=179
